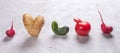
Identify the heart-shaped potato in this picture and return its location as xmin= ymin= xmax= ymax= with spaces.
xmin=23 ymin=13 xmax=44 ymax=37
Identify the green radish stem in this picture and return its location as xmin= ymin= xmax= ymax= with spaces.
xmin=51 ymin=21 xmax=69 ymax=35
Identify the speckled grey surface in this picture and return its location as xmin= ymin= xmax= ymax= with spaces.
xmin=0 ymin=0 xmax=120 ymax=53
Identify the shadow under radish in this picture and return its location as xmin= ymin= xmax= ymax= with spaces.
xmin=52 ymin=34 xmax=68 ymax=40
xmin=103 ymin=33 xmax=113 ymax=39
xmin=2 ymin=36 xmax=13 ymax=42
xmin=76 ymin=35 xmax=90 ymax=44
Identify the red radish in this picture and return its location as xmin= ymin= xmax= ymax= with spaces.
xmin=97 ymin=9 xmax=113 ymax=34
xmin=74 ymin=18 xmax=91 ymax=36
xmin=6 ymin=21 xmax=15 ymax=37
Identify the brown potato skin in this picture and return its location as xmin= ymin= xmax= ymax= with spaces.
xmin=23 ymin=13 xmax=44 ymax=37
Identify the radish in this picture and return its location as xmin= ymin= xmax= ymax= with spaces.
xmin=97 ymin=9 xmax=113 ymax=34
xmin=6 ymin=21 xmax=15 ymax=37
xmin=74 ymin=18 xmax=91 ymax=36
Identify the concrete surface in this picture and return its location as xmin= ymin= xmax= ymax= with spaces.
xmin=0 ymin=0 xmax=120 ymax=53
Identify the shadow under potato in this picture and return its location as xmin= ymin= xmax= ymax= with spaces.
xmin=76 ymin=35 xmax=89 ymax=44
xmin=21 ymin=37 xmax=38 ymax=48
xmin=3 ymin=36 xmax=13 ymax=42
xmin=52 ymin=34 xmax=68 ymax=40
xmin=103 ymin=33 xmax=113 ymax=38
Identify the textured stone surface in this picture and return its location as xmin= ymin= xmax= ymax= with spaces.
xmin=0 ymin=0 xmax=120 ymax=53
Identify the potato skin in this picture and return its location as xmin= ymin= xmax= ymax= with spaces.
xmin=23 ymin=13 xmax=44 ymax=37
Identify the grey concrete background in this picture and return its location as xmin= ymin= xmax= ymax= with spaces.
xmin=0 ymin=0 xmax=120 ymax=53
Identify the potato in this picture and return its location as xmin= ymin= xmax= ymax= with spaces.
xmin=23 ymin=13 xmax=44 ymax=37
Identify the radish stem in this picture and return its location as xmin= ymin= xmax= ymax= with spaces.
xmin=11 ymin=20 xmax=13 ymax=30
xmin=97 ymin=8 xmax=105 ymax=24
